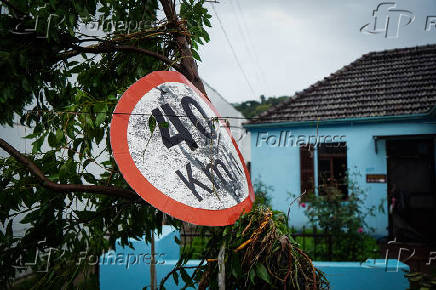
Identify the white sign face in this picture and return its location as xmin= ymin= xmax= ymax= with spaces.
xmin=128 ymin=81 xmax=248 ymax=209
xmin=111 ymin=72 xmax=254 ymax=226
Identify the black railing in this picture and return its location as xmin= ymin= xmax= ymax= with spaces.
xmin=290 ymin=226 xmax=333 ymax=261
xmin=180 ymin=224 xmax=334 ymax=261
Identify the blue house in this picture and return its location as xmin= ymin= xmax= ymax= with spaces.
xmin=244 ymin=44 xmax=436 ymax=241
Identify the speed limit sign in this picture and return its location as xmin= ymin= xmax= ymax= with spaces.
xmin=110 ymin=71 xmax=254 ymax=226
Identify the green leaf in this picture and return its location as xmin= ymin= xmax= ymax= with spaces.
xmin=203 ymin=30 xmax=210 ymax=42
xmin=47 ymin=173 xmax=59 ymax=182
xmin=249 ymin=268 xmax=256 ymax=284
xmin=48 ymin=131 xmax=58 ymax=147
xmin=55 ymin=129 xmax=64 ymax=144
xmin=6 ymin=219 xmax=13 ymax=236
xmin=95 ymin=112 xmax=106 ymax=127
xmin=59 ymin=160 xmax=77 ymax=181
xmin=94 ymin=102 xmax=108 ymax=113
xmin=83 ymin=173 xmax=96 ymax=184
xmin=255 ymin=263 xmax=270 ymax=284
xmin=0 ymin=51 xmax=9 ymax=59
xmin=85 ymin=114 xmax=95 ymax=129
xmin=23 ymin=132 xmax=39 ymax=139
xmin=32 ymin=133 xmax=46 ymax=153
xmin=230 ymin=254 xmax=242 ymax=278
xmin=72 ymin=138 xmax=83 ymax=152
xmin=203 ymin=18 xmax=211 ymax=28
xmin=148 ymin=115 xmax=156 ymax=134
xmin=191 ymin=49 xmax=201 ymax=61
xmin=68 ymin=60 xmax=79 ymax=66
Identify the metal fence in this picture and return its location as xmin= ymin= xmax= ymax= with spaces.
xmin=180 ymin=223 xmax=335 ymax=261
xmin=290 ymin=226 xmax=333 ymax=261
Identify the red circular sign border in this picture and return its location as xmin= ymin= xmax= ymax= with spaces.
xmin=110 ymin=71 xmax=255 ymax=226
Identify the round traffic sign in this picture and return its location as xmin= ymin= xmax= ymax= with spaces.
xmin=110 ymin=71 xmax=254 ymax=226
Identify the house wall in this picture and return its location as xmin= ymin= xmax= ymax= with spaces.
xmin=248 ymin=120 xmax=436 ymax=238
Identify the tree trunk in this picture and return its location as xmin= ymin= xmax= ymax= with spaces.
xmin=158 ymin=0 xmax=207 ymax=98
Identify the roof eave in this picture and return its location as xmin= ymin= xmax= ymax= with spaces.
xmin=243 ymin=106 xmax=436 ymax=130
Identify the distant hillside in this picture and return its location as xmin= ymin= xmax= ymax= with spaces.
xmin=232 ymin=95 xmax=289 ymax=119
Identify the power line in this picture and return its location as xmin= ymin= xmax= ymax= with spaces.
xmin=232 ymin=0 xmax=272 ymax=94
xmin=24 ymin=108 xmax=300 ymax=123
xmin=211 ymin=4 xmax=257 ymax=99
xmin=229 ymin=0 xmax=268 ymax=95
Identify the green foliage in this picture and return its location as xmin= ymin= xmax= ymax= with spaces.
xmin=405 ymin=271 xmax=436 ymax=290
xmin=252 ymin=180 xmax=272 ymax=208
xmin=180 ymin=235 xmax=211 ymax=260
xmin=0 ymin=0 xmax=210 ymax=287
xmin=180 ymin=180 xmax=272 ymax=261
xmin=179 ymin=0 xmax=212 ymax=61
xmin=233 ymin=95 xmax=289 ymax=119
xmin=0 ymin=0 xmax=163 ymax=126
xmin=300 ymin=174 xmax=379 ymax=261
xmin=165 ymin=185 xmax=328 ymax=290
xmin=165 ymin=206 xmax=329 ymax=289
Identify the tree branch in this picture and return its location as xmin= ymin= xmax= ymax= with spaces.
xmin=59 ymin=0 xmax=208 ymax=98
xmin=116 ymin=45 xmax=182 ymax=71
xmin=0 ymin=138 xmax=139 ymax=201
xmin=60 ymin=42 xmax=182 ymax=72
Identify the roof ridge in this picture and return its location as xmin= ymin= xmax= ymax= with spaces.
xmin=363 ymin=43 xmax=436 ymax=57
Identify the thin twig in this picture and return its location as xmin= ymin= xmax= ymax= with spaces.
xmin=287 ymin=190 xmax=307 ymax=225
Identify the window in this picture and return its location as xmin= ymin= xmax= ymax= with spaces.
xmin=300 ymin=142 xmax=347 ymax=199
xmin=300 ymin=145 xmax=315 ymax=199
xmin=317 ymin=142 xmax=347 ymax=197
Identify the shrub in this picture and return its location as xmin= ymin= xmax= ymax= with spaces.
xmin=301 ymin=175 xmax=379 ymax=261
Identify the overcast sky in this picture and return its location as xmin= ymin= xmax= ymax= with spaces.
xmin=197 ymin=0 xmax=436 ymax=103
